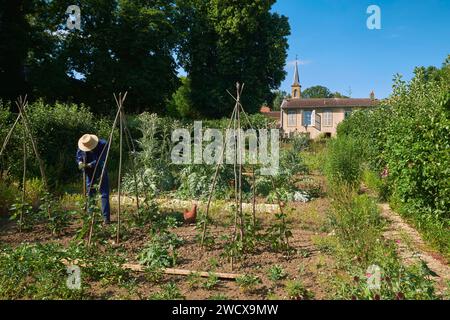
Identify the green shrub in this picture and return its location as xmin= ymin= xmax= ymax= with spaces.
xmin=336 ymin=60 xmax=450 ymax=257
xmin=324 ymin=136 xmax=364 ymax=189
xmin=0 ymin=100 xmax=120 ymax=189
xmin=0 ymin=180 xmax=19 ymax=216
xmin=24 ymin=178 xmax=46 ymax=209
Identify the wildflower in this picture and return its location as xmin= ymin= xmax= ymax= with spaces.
xmin=381 ymin=167 xmax=389 ymax=179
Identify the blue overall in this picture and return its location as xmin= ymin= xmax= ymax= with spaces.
xmin=76 ymin=139 xmax=110 ymax=222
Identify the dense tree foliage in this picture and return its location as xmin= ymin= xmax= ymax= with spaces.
xmin=302 ymin=85 xmax=348 ymax=99
xmin=176 ymin=0 xmax=290 ymax=118
xmin=0 ymin=0 xmax=31 ymax=100
xmin=0 ymin=1 xmax=290 ymax=117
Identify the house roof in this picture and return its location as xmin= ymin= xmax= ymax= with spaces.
xmin=260 ymin=106 xmax=271 ymax=113
xmin=264 ymin=111 xmax=280 ymax=119
xmin=282 ymin=98 xmax=378 ymax=109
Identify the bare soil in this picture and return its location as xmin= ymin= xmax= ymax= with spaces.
xmin=0 ymin=197 xmax=337 ymax=300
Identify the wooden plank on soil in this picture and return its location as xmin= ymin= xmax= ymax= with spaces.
xmin=123 ymin=263 xmax=242 ymax=280
xmin=61 ymin=259 xmax=242 ymax=281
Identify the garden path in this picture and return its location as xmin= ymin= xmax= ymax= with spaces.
xmin=379 ymin=203 xmax=450 ymax=294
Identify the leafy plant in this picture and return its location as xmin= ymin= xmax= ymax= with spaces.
xmin=236 ymin=274 xmax=261 ymax=293
xmin=144 ymin=265 xmax=165 ymax=284
xmin=149 ymin=282 xmax=185 ymax=300
xmin=267 ymin=265 xmax=287 ymax=282
xmin=0 ymin=243 xmax=86 ymax=299
xmin=9 ymin=200 xmax=34 ymax=231
xmin=138 ymin=241 xmax=177 ymax=269
xmin=186 ymin=272 xmax=202 ymax=290
xmin=285 ymin=280 xmax=313 ymax=300
xmin=265 ymin=213 xmax=293 ymax=252
xmin=203 ymin=272 xmax=220 ymax=290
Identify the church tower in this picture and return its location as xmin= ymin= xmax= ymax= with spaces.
xmin=291 ymin=59 xmax=301 ymax=99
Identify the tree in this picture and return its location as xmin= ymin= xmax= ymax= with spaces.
xmin=272 ymin=90 xmax=289 ymax=110
xmin=0 ymin=0 xmax=31 ymax=100
xmin=331 ymin=91 xmax=349 ymax=98
xmin=167 ymin=77 xmax=197 ymax=118
xmin=302 ymin=85 xmax=332 ymax=98
xmin=414 ymin=54 xmax=450 ymax=84
xmin=1 ymin=0 xmax=180 ymax=115
xmin=177 ymin=0 xmax=290 ymax=118
xmin=60 ymin=0 xmax=180 ymax=114
xmin=302 ymin=85 xmax=348 ymax=98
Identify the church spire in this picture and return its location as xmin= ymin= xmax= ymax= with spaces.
xmin=293 ymin=57 xmax=300 ymax=85
xmin=291 ymin=55 xmax=301 ymax=99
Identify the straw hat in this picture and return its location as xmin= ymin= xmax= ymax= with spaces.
xmin=78 ymin=134 xmax=99 ymax=152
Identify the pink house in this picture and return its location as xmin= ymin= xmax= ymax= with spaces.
xmin=279 ymin=61 xmax=378 ymax=139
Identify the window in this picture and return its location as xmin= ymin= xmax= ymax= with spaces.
xmin=302 ymin=110 xmax=314 ymax=126
xmin=293 ymin=89 xmax=298 ymax=98
xmin=344 ymin=109 xmax=352 ymax=119
xmin=323 ymin=110 xmax=333 ymax=127
xmin=287 ymin=110 xmax=296 ymax=126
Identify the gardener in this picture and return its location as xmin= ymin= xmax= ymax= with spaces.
xmin=76 ymin=134 xmax=111 ymax=225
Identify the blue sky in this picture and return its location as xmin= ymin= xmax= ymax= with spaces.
xmin=272 ymin=0 xmax=450 ymax=98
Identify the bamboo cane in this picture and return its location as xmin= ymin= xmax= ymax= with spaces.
xmin=237 ymin=102 xmax=289 ymax=249
xmin=83 ymin=154 xmax=87 ymax=215
xmin=0 ymin=103 xmax=28 ymax=158
xmin=121 ymin=113 xmax=140 ymax=215
xmin=117 ymin=98 xmax=123 ymax=244
xmin=20 ymin=125 xmax=27 ymax=233
xmin=252 ymin=164 xmax=256 ymax=227
xmin=236 ymin=83 xmax=244 ymax=243
xmin=232 ymin=100 xmax=239 ymax=243
xmin=15 ymin=97 xmax=48 ymax=192
xmin=87 ymin=92 xmax=127 ymax=246
xmin=200 ymin=104 xmax=237 ymax=246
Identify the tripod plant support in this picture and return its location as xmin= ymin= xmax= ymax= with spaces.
xmin=15 ymin=96 xmax=49 ymax=193
xmin=86 ymin=92 xmax=140 ymax=246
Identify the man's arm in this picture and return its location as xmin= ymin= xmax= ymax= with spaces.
xmin=76 ymin=149 xmax=86 ymax=169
